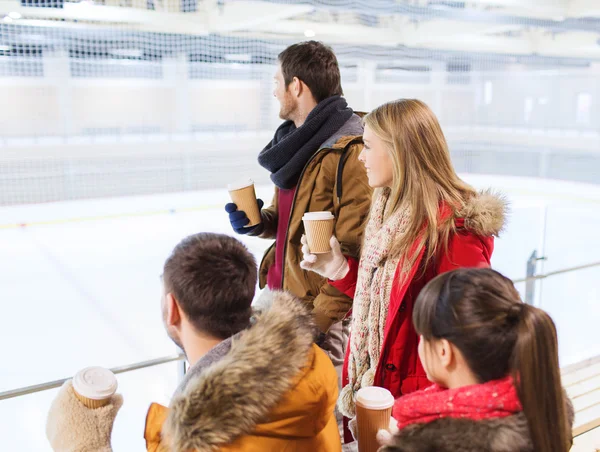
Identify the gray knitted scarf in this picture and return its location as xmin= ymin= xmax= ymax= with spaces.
xmin=258 ymin=95 xmax=353 ymax=189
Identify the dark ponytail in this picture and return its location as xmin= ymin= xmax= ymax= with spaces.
xmin=512 ymin=304 xmax=571 ymax=452
xmin=413 ymin=268 xmax=572 ymax=452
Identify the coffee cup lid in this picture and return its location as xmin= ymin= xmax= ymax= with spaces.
xmin=356 ymin=386 xmax=394 ymax=409
xmin=302 ymin=211 xmax=334 ymax=221
xmin=227 ymin=179 xmax=254 ymax=191
xmin=73 ymin=367 xmax=118 ymax=400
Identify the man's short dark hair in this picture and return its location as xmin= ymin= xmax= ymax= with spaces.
xmin=163 ymin=233 xmax=257 ymax=339
xmin=278 ymin=40 xmax=343 ymax=103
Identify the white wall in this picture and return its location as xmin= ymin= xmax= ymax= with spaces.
xmin=0 ymin=57 xmax=598 ymax=205
xmin=71 ymin=82 xmax=177 ymax=133
xmin=0 ymin=58 xmax=599 ymax=138
xmin=0 ymin=82 xmax=60 ymax=135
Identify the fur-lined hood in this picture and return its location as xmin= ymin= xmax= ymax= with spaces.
xmin=381 ymin=413 xmax=533 ymax=452
xmin=457 ymin=189 xmax=508 ymax=237
xmin=380 ymin=393 xmax=573 ymax=452
xmin=162 ymin=291 xmax=336 ymax=451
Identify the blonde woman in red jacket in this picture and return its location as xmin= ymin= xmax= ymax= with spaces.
xmin=300 ymin=99 xmax=507 ymax=443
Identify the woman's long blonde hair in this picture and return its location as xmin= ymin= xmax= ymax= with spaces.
xmin=363 ymin=99 xmax=475 ymax=271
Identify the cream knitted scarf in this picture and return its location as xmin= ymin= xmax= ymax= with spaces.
xmin=339 ymin=188 xmax=411 ymax=418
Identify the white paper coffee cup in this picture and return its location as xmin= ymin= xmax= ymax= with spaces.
xmin=302 ymin=211 xmax=335 ymax=222
xmin=72 ymin=366 xmax=118 ymax=409
xmin=302 ymin=211 xmax=335 ymax=254
xmin=228 ymin=179 xmax=261 ymax=227
xmin=355 ymin=386 xmax=395 ymax=452
xmin=227 ymin=179 xmax=254 ymax=192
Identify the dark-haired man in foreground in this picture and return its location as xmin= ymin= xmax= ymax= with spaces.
xmin=47 ymin=233 xmax=341 ymax=451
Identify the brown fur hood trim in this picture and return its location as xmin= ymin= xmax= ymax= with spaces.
xmin=163 ymin=290 xmax=315 ymax=451
xmin=381 ymin=413 xmax=532 ymax=452
xmin=459 ymin=189 xmax=508 ymax=237
xmin=381 ymin=393 xmax=574 ymax=452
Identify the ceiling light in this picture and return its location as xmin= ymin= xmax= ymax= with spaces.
xmin=8 ymin=12 xmax=22 ymax=19
xmin=109 ymin=58 xmax=136 ymax=65
xmin=0 ymin=45 xmax=11 ymax=51
xmin=304 ymin=29 xmax=316 ymax=38
xmin=3 ymin=16 xmax=13 ymax=23
xmin=109 ymin=48 xmax=143 ymax=58
xmin=224 ymin=53 xmax=252 ymax=62
xmin=23 ymin=34 xmax=45 ymax=42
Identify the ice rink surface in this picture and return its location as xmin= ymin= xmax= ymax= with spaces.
xmin=1 ymin=175 xmax=599 ymax=450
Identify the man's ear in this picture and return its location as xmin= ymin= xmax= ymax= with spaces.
xmin=291 ymin=76 xmax=303 ymax=97
xmin=165 ymin=293 xmax=182 ymax=328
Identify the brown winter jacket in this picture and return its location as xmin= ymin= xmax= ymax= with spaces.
xmin=380 ymin=396 xmax=574 ymax=452
xmin=256 ymin=114 xmax=372 ymax=333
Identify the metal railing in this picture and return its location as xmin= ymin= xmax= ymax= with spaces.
xmin=2 ymin=257 xmax=600 ymax=435
xmin=513 ymin=260 xmax=600 ymax=284
xmin=513 ymin=258 xmax=600 ymax=284
xmin=0 ymin=354 xmax=185 ymax=402
xmin=2 ymin=258 xmax=599 ymax=402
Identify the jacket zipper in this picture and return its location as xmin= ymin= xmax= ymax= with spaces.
xmin=280 ymin=146 xmax=330 ymax=289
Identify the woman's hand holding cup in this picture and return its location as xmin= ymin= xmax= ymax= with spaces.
xmin=300 ymin=235 xmax=349 ymax=281
xmin=376 ymin=417 xmax=399 ymax=446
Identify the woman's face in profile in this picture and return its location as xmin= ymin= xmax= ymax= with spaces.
xmin=358 ymin=124 xmax=394 ymax=189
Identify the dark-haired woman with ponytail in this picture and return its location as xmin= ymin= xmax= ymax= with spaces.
xmin=380 ymin=267 xmax=573 ymax=452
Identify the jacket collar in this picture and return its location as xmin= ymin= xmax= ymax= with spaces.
xmin=382 ymin=413 xmax=533 ymax=452
xmin=320 ymin=113 xmax=364 ymax=150
xmin=173 ymin=335 xmax=234 ymax=397
xmin=382 ymin=389 xmax=573 ymax=452
xmin=162 ymin=291 xmax=316 ymax=451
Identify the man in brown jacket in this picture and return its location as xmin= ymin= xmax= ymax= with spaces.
xmin=226 ymin=41 xmax=371 ymax=367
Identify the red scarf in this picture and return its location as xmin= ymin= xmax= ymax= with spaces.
xmin=393 ymin=376 xmax=522 ymax=430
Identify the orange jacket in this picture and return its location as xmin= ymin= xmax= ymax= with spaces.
xmin=145 ymin=291 xmax=341 ymax=452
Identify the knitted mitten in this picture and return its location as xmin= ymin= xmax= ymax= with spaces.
xmin=46 ymin=380 xmax=123 ymax=452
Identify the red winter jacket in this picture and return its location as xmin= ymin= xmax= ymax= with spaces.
xmin=331 ymin=192 xmax=507 ymax=442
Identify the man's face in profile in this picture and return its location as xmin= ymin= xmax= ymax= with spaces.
xmin=273 ymin=64 xmax=297 ymax=121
